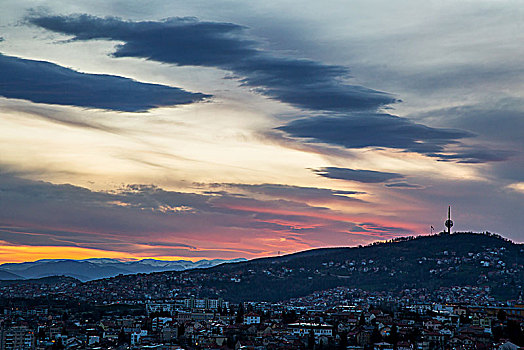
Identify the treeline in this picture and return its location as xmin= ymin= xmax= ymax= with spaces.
xmin=361 ymin=231 xmax=516 ymax=249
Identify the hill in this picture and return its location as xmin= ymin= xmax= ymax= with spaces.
xmin=0 ymin=275 xmax=79 ymax=287
xmin=0 ymin=270 xmax=23 ymax=280
xmin=81 ymin=232 xmax=523 ymax=302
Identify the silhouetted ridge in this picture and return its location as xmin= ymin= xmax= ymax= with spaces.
xmin=72 ymin=232 xmax=523 ymax=303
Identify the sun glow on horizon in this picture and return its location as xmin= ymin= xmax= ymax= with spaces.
xmin=0 ymin=245 xmax=208 ymax=264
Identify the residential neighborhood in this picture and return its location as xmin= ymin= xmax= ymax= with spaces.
xmin=1 ymin=286 xmax=523 ymax=349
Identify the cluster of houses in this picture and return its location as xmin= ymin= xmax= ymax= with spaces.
xmin=0 ymin=287 xmax=522 ymax=349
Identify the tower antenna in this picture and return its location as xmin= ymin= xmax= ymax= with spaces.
xmin=445 ymin=206 xmax=453 ymax=234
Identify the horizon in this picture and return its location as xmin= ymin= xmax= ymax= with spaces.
xmin=1 ymin=1 xmax=524 ymax=264
xmin=0 ymin=256 xmax=246 ymax=265
xmin=1 ymin=231 xmax=520 ymax=265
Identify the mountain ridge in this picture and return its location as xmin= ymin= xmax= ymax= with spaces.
xmin=79 ymin=232 xmax=522 ymax=302
xmin=0 ymin=257 xmax=247 ymax=282
xmin=1 ymin=232 xmax=522 ymax=303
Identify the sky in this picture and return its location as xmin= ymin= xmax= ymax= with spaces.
xmin=0 ymin=0 xmax=523 ymax=263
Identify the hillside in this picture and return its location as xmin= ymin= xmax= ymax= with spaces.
xmin=0 ymin=275 xmax=79 ymax=287
xmin=0 ymin=270 xmax=23 ymax=280
xmin=81 ymin=232 xmax=523 ymax=302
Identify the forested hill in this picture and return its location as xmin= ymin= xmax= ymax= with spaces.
xmin=81 ymin=232 xmax=523 ymax=302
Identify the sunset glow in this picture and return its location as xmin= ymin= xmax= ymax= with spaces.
xmin=0 ymin=0 xmax=523 ymax=264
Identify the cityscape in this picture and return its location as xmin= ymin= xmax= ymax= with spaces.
xmin=1 ymin=0 xmax=524 ymax=349
xmin=0 ymin=232 xmax=523 ymax=349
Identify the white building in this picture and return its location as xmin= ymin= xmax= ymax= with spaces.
xmin=288 ymin=323 xmax=333 ymax=337
xmin=2 ymin=327 xmax=34 ymax=350
xmin=183 ymin=297 xmax=229 ymax=310
xmin=131 ymin=330 xmax=148 ymax=346
xmin=152 ymin=317 xmax=173 ymax=331
xmin=146 ymin=303 xmax=175 ymax=315
xmin=244 ymin=312 xmax=261 ymax=325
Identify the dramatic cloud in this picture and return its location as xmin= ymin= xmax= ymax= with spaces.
xmin=278 ymin=111 xmax=511 ymax=164
xmin=416 ymin=103 xmax=521 ymax=164
xmin=278 ymin=113 xmax=472 ymax=156
xmin=27 ymin=14 xmax=395 ymax=112
xmin=0 ymin=53 xmax=208 ymax=111
xmin=436 ymin=103 xmax=524 ymax=146
xmin=28 ymin=13 xmax=506 ymax=163
xmin=0 ymin=2 xmax=520 ymax=264
xmin=312 ymin=167 xmax=404 ymax=184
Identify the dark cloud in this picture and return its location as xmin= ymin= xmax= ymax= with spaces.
xmin=384 ymin=182 xmax=423 ymax=189
xmin=278 ymin=113 xmax=472 ymax=155
xmin=427 ymin=148 xmax=514 ymax=164
xmin=312 ymin=166 xmax=404 ymax=183
xmin=0 ymin=53 xmax=208 ymax=112
xmin=27 ymin=14 xmax=395 ymax=112
xmin=435 ymin=103 xmax=524 ymax=145
xmin=25 ymin=13 xmax=510 ymax=163
xmin=416 ymin=104 xmax=520 ymax=163
xmin=216 ymin=183 xmax=365 ymax=202
xmin=28 ymin=15 xmax=255 ymax=65
xmin=349 ymin=222 xmax=411 ymax=237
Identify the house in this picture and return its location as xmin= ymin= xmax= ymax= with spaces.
xmin=374 ymin=342 xmax=394 ymax=350
xmin=287 ymin=322 xmax=334 ymax=337
xmin=244 ymin=312 xmax=261 ymax=325
xmin=423 ymin=319 xmax=442 ymax=331
xmin=1 ymin=326 xmax=35 ymax=350
xmin=152 ymin=316 xmax=173 ymax=331
xmin=423 ymin=330 xmax=445 ymax=344
xmin=396 ymin=341 xmax=413 ymax=350
xmin=131 ymin=329 xmax=148 ymax=346
xmin=355 ymin=327 xmax=373 ymax=346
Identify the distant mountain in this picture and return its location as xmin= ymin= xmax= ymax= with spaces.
xmin=0 ymin=270 xmax=23 ymax=280
xmin=0 ymin=258 xmax=247 ymax=282
xmin=80 ymin=232 xmax=524 ymax=302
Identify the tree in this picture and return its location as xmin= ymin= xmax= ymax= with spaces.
xmin=308 ymin=329 xmax=316 ymax=349
xmin=386 ymin=324 xmax=399 ymax=347
xmin=283 ymin=310 xmax=297 ymax=324
xmin=177 ymin=323 xmax=186 ymax=338
xmin=492 ymin=324 xmax=503 ymax=342
xmin=407 ymin=327 xmax=421 ymax=343
xmin=359 ymin=313 xmax=366 ymax=326
xmin=370 ymin=326 xmax=382 ymax=344
xmin=338 ymin=331 xmax=348 ymax=349
xmin=497 ymin=309 xmax=507 ymax=322
xmin=506 ymin=320 xmax=524 ymax=346
xmin=235 ymin=303 xmax=245 ymax=324
xmin=247 ymin=303 xmax=254 ymax=312
xmin=118 ymin=328 xmax=130 ymax=345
